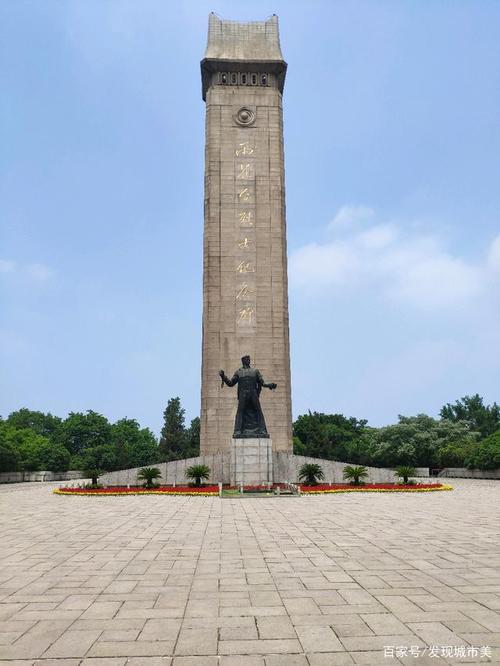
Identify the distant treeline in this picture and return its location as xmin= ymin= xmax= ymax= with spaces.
xmin=0 ymin=398 xmax=198 ymax=473
xmin=1 ymin=394 xmax=499 ymax=473
xmin=293 ymin=394 xmax=500 ymax=471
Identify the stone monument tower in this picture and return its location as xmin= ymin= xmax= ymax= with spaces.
xmin=200 ymin=14 xmax=292 ymax=456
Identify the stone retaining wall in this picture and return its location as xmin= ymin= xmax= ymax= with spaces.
xmin=98 ymin=455 xmax=230 ymax=487
xmin=98 ymin=453 xmax=430 ymax=486
xmin=438 ymin=468 xmax=500 ymax=479
xmin=0 ymin=470 xmax=85 ymax=484
xmin=274 ymin=453 xmax=429 ymax=484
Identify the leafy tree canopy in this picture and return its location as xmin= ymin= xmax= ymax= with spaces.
xmin=0 ymin=423 xmax=70 ymax=472
xmin=0 ymin=425 xmax=21 ymax=473
xmin=110 ymin=418 xmax=160 ymax=470
xmin=159 ymin=398 xmax=199 ymax=461
xmin=293 ymin=412 xmax=367 ymax=461
xmin=292 ymin=409 xmax=487 ymax=469
xmin=6 ymin=409 xmax=62 ymax=440
xmin=440 ymin=394 xmax=500 ymax=438
xmin=60 ymin=411 xmax=112 ymax=455
xmin=465 ymin=430 xmax=500 ymax=470
xmin=0 ymin=409 xmax=161 ymax=473
xmin=358 ymin=415 xmax=480 ymax=468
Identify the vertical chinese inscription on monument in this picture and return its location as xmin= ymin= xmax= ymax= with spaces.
xmin=235 ymin=137 xmax=256 ymax=329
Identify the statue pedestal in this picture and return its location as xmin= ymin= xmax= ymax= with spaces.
xmin=230 ymin=438 xmax=273 ymax=487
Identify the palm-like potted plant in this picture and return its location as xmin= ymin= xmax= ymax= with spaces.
xmin=298 ymin=463 xmax=325 ymax=486
xmin=185 ymin=464 xmax=211 ymax=487
xmin=395 ymin=466 xmax=416 ymax=484
xmin=342 ymin=465 xmax=368 ymax=485
xmin=137 ymin=467 xmax=162 ymax=489
xmin=85 ymin=468 xmax=103 ymax=487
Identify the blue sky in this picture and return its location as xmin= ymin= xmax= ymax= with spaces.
xmin=1 ymin=0 xmax=499 ymax=435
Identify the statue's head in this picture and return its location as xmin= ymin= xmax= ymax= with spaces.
xmin=241 ymin=355 xmax=251 ymax=367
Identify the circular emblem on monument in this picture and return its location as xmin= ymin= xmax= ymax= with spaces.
xmin=235 ymin=107 xmax=255 ymax=127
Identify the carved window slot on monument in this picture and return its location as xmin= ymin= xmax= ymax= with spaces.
xmin=216 ymin=72 xmax=270 ymax=87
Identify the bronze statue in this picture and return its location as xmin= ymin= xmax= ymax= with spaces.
xmin=219 ymin=355 xmax=277 ymax=438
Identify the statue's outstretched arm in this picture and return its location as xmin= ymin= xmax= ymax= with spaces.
xmin=257 ymin=370 xmax=277 ymax=391
xmin=219 ymin=370 xmax=238 ymax=387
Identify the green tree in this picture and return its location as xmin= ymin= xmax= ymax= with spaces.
xmin=0 ymin=425 xmax=21 ymax=472
xmin=6 ymin=409 xmax=63 ymax=441
xmin=110 ymin=418 xmax=159 ymax=469
xmin=440 ymin=394 xmax=500 ymax=438
xmin=293 ymin=412 xmax=367 ymax=461
xmin=4 ymin=428 xmax=50 ymax=471
xmin=72 ymin=445 xmax=116 ymax=472
xmin=436 ymin=441 xmax=475 ymax=468
xmin=60 ymin=411 xmax=112 ymax=455
xmin=343 ymin=434 xmax=378 ymax=466
xmin=36 ymin=440 xmax=70 ymax=471
xmin=360 ymin=415 xmax=480 ymax=468
xmin=292 ymin=436 xmax=307 ymax=456
xmin=128 ymin=428 xmax=160 ymax=468
xmin=465 ymin=431 xmax=500 ymax=470
xmin=186 ymin=417 xmax=201 ymax=458
xmin=2 ymin=427 xmax=70 ymax=471
xmin=159 ymin=397 xmax=187 ymax=461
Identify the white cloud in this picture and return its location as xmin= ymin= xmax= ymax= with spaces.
xmin=0 ymin=259 xmax=16 ymax=273
xmin=291 ymin=241 xmax=360 ymax=288
xmin=358 ymin=223 xmax=398 ymax=249
xmin=328 ymin=205 xmax=374 ymax=229
xmin=290 ymin=207 xmax=498 ymax=311
xmin=26 ymin=263 xmax=54 ymax=281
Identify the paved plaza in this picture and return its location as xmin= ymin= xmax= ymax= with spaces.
xmin=0 ymin=479 xmax=499 ymax=665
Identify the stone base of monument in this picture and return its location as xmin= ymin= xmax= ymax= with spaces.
xmin=230 ymin=438 xmax=273 ymax=486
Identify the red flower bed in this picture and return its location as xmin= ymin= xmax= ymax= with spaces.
xmin=303 ymin=483 xmax=441 ymax=490
xmin=300 ymin=483 xmax=452 ymax=494
xmin=54 ymin=482 xmax=452 ymax=497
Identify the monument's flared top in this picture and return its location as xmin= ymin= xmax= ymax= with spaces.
xmin=204 ymin=13 xmax=284 ymax=61
xmin=201 ymin=13 xmax=287 ymax=100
